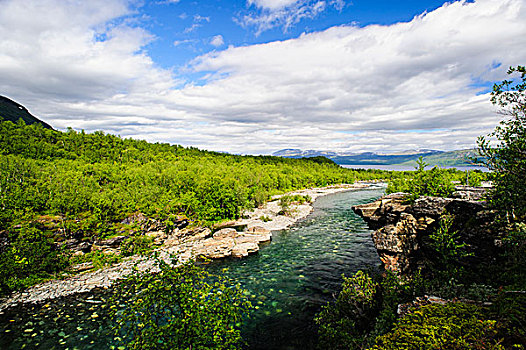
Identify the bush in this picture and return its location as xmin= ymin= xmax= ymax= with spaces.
xmin=120 ymin=235 xmax=154 ymax=257
xmin=478 ymin=65 xmax=526 ymax=220
xmin=428 ymin=213 xmax=471 ymax=282
xmin=0 ymin=225 xmax=68 ymax=295
xmin=70 ymin=250 xmax=122 ymax=270
xmin=110 ymin=259 xmax=252 ymax=350
xmin=315 ymin=271 xmax=379 ymax=349
xmin=386 ymin=157 xmax=455 ymax=201
xmin=278 ymin=194 xmax=312 ymax=216
xmin=371 ymin=303 xmax=504 ymax=350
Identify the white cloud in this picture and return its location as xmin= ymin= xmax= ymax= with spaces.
xmin=173 ymin=39 xmax=194 ymax=47
xmin=1 ymin=0 xmax=526 ymax=155
xmin=184 ymin=14 xmax=210 ymax=33
xmin=248 ymin=0 xmax=299 ymax=10
xmin=239 ymin=0 xmax=345 ymax=34
xmin=210 ymin=35 xmax=225 ymax=47
xmin=156 ymin=0 xmax=180 ymax=4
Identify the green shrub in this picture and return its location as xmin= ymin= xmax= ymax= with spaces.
xmin=70 ymin=250 xmax=122 ymax=270
xmin=121 ymin=235 xmax=155 ymax=257
xmin=259 ymin=215 xmax=272 ymax=222
xmin=0 ymin=225 xmax=68 ymax=295
xmin=386 ymin=157 xmax=455 ymax=200
xmin=490 ymin=292 xmax=526 ymax=347
xmin=278 ymin=194 xmax=312 ymax=215
xmin=428 ymin=213 xmax=471 ymax=282
xmin=110 ymin=259 xmax=252 ymax=350
xmin=477 ymin=65 xmax=526 ymax=220
xmin=315 ymin=271 xmax=379 ymax=349
xmin=371 ymin=303 xmax=504 ymax=350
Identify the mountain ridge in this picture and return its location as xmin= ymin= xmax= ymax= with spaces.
xmin=0 ymin=95 xmax=53 ymax=129
xmin=272 ymin=148 xmax=480 ymax=167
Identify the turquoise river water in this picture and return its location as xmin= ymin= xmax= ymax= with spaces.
xmin=0 ymin=186 xmax=384 ymax=349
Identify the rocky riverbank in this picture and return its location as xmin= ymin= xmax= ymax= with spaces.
xmin=0 ymin=182 xmax=373 ymax=312
xmin=352 ymin=186 xmax=499 ymax=276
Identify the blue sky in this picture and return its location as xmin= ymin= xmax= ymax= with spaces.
xmin=140 ymin=0 xmax=460 ymax=75
xmin=0 ymin=0 xmax=525 ymax=154
xmin=142 ymin=1 xmax=450 ymax=66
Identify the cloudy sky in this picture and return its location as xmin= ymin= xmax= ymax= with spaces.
xmin=1 ymin=0 xmax=525 ymax=154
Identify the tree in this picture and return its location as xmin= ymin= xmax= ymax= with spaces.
xmin=110 ymin=258 xmax=252 ymax=350
xmin=477 ymin=65 xmax=526 ymax=220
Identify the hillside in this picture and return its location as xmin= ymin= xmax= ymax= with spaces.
xmin=398 ymin=149 xmax=480 ymax=167
xmin=0 ymin=95 xmax=53 ymax=129
xmin=272 ymin=148 xmax=479 ymax=167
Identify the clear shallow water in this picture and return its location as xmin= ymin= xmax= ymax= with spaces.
xmin=0 ymin=186 xmax=384 ymax=350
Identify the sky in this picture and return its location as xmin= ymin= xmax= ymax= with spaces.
xmin=1 ymin=0 xmax=525 ymax=155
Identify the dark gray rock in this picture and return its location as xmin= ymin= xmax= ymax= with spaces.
xmin=353 ymin=189 xmax=499 ymax=276
xmin=411 ymin=196 xmax=452 ymax=217
xmin=96 ymin=236 xmax=127 ymax=247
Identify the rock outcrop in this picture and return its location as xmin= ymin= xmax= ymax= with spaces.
xmin=191 ymin=227 xmax=272 ymax=259
xmin=353 ymin=191 xmax=498 ymax=275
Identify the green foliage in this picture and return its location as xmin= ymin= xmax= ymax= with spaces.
xmin=121 ymin=235 xmax=155 ymax=257
xmin=386 ymin=159 xmax=455 ymax=200
xmin=371 ymin=303 xmax=504 ymax=350
xmin=490 ymin=292 xmax=526 ymax=347
xmin=70 ymin=250 xmax=122 ymax=271
xmin=428 ymin=213 xmax=471 ymax=281
xmin=465 ymin=169 xmax=485 ymax=187
xmin=110 ymin=259 xmax=252 ymax=350
xmin=0 ymin=224 xmax=68 ymax=295
xmin=278 ymin=194 xmax=310 ymax=215
xmin=316 ymin=271 xmax=379 ymax=349
xmin=315 ymin=270 xmax=425 ymax=349
xmin=259 ymin=215 xmax=272 ymax=222
xmin=493 ymin=222 xmax=526 ymax=289
xmin=478 ymin=65 xmax=526 ymax=220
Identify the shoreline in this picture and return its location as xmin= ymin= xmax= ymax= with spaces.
xmin=234 ymin=182 xmax=376 ymax=232
xmin=0 ymin=182 xmax=380 ymax=312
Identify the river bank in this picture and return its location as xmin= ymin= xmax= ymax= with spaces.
xmin=0 ymin=182 xmax=376 ymax=312
xmin=0 ymin=185 xmax=386 ymax=350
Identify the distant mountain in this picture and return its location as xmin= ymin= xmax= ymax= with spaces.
xmin=398 ymin=149 xmax=482 ymax=167
xmin=0 ymin=95 xmax=53 ymax=129
xmin=272 ymin=148 xmax=481 ymax=167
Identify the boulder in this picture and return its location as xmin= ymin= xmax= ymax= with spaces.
xmin=63 ymin=239 xmax=92 ymax=253
xmin=352 ymin=192 xmax=410 ymax=230
xmin=213 ymin=228 xmax=238 ymax=240
xmin=411 ymin=196 xmax=452 ymax=217
xmin=193 ymin=237 xmax=236 ymax=259
xmin=191 ymin=228 xmax=268 ymax=259
xmin=232 ymin=242 xmax=260 ymax=258
xmin=451 ymin=186 xmax=488 ymax=201
xmin=246 ymin=226 xmax=271 ymax=234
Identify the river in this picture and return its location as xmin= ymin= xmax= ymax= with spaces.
xmin=0 ymin=185 xmax=385 ymax=349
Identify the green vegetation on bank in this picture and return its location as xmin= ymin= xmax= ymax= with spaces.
xmin=386 ymin=156 xmax=486 ymax=200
